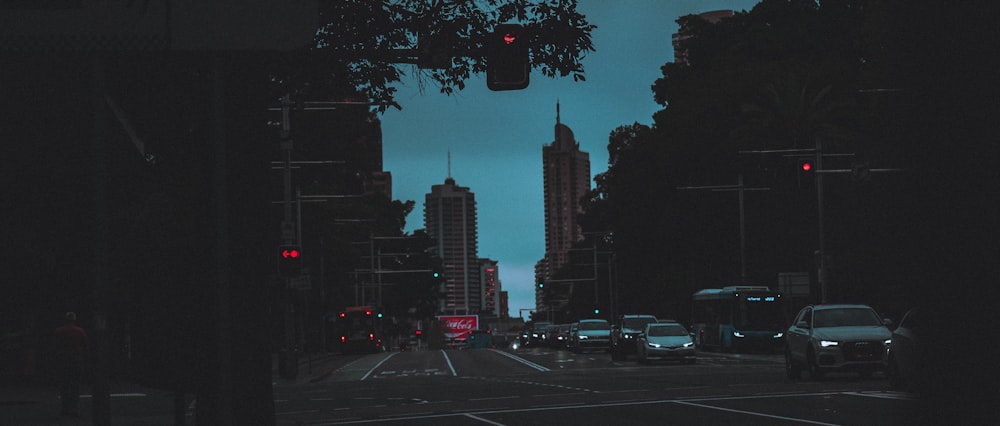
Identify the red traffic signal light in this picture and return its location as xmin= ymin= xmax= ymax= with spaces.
xmin=278 ymin=245 xmax=302 ymax=277
xmin=487 ymin=24 xmax=530 ymax=91
xmin=797 ymin=159 xmax=815 ymax=189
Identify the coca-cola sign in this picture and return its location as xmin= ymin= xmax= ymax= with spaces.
xmin=437 ymin=315 xmax=479 ymax=340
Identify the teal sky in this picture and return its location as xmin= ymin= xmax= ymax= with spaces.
xmin=380 ymin=1 xmax=762 ymax=319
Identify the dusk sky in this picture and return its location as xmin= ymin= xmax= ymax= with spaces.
xmin=380 ymin=1 xmax=761 ymax=319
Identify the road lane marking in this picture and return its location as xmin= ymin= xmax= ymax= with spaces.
xmin=463 ymin=413 xmax=507 ymax=425
xmin=489 ymin=348 xmax=551 ymax=371
xmin=672 ymin=400 xmax=840 ymax=426
xmin=470 ymin=396 xmax=520 ymax=401
xmin=842 ymin=391 xmax=917 ymax=400
xmin=360 ymin=352 xmax=399 ymax=380
xmin=441 ymin=349 xmax=458 ymax=376
xmin=301 ymin=390 xmax=898 ymax=425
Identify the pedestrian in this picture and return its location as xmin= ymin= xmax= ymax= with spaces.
xmin=52 ymin=311 xmax=88 ymax=418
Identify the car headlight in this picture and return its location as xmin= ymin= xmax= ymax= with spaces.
xmin=683 ymin=342 xmax=694 ymax=348
xmin=624 ymin=334 xmax=634 ymax=339
xmin=820 ymin=340 xmax=839 ymax=347
xmin=579 ymin=335 xmax=588 ymax=340
xmin=648 ymin=343 xmax=661 ymax=348
xmin=884 ymin=339 xmax=891 ymax=346
xmin=733 ymin=331 xmax=745 ymax=338
xmin=774 ymin=332 xmax=784 ymax=339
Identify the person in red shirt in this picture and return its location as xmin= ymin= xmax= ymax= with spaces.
xmin=52 ymin=311 xmax=88 ymax=418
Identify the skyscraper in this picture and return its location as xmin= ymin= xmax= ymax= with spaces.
xmin=538 ymin=102 xmax=590 ymax=312
xmin=424 ymin=174 xmax=480 ymax=314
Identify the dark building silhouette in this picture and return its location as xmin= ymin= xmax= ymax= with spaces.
xmin=537 ymin=102 xmax=590 ymax=313
xmin=424 ymin=174 xmax=481 ymax=314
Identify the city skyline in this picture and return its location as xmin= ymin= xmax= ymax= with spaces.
xmin=382 ymin=1 xmax=762 ymax=318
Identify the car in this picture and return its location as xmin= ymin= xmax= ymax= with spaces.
xmin=887 ymin=307 xmax=924 ymax=391
xmin=785 ymin=304 xmax=893 ymax=380
xmin=523 ymin=321 xmax=552 ymax=347
xmin=610 ymin=314 xmax=658 ymax=360
xmin=571 ymin=319 xmax=611 ymax=353
xmin=550 ymin=324 xmax=571 ymax=349
xmin=636 ymin=321 xmax=696 ymax=364
xmin=565 ymin=322 xmax=579 ymax=351
xmin=543 ymin=324 xmax=562 ymax=348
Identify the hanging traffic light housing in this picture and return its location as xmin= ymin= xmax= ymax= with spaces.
xmin=278 ymin=245 xmax=302 ymax=278
xmin=487 ymin=23 xmax=530 ymax=91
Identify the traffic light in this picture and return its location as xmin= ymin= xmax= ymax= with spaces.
xmin=797 ymin=158 xmax=815 ymax=189
xmin=487 ymin=23 xmax=530 ymax=91
xmin=278 ymin=245 xmax=301 ymax=277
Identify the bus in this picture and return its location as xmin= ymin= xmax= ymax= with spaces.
xmin=689 ymin=286 xmax=786 ymax=353
xmin=332 ymin=305 xmax=385 ymax=354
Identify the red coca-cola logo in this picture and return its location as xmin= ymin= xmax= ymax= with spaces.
xmin=439 ymin=316 xmax=478 ymax=338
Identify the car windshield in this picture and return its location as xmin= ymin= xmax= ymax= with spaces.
xmin=623 ymin=317 xmax=656 ymax=329
xmin=579 ymin=321 xmax=610 ymax=330
xmin=647 ymin=325 xmax=688 ymax=337
xmin=813 ymin=308 xmax=882 ymax=327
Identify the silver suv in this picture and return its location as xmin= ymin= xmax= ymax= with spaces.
xmin=785 ymin=304 xmax=892 ymax=380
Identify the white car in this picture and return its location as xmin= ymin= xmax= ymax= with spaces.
xmin=785 ymin=304 xmax=892 ymax=380
xmin=636 ymin=322 xmax=696 ymax=364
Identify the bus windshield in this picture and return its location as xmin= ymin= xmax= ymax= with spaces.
xmin=734 ymin=298 xmax=785 ymax=330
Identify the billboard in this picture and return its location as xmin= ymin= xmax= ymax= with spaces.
xmin=437 ymin=315 xmax=479 ymax=340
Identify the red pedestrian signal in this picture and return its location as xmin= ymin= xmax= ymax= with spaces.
xmin=800 ymin=162 xmax=812 ymax=172
xmin=278 ymin=245 xmax=302 ymax=277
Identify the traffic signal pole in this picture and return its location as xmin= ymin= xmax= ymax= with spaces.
xmin=815 ymin=136 xmax=828 ymax=304
xmin=279 ymin=94 xmax=298 ymax=379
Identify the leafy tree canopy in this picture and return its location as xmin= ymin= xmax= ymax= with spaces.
xmin=268 ymin=0 xmax=596 ymax=111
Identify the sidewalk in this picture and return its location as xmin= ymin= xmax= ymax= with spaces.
xmin=1 ymin=352 xmax=338 ymax=425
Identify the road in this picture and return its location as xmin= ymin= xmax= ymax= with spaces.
xmin=272 ymin=345 xmax=918 ymax=425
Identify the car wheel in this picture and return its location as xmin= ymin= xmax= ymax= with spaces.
xmin=807 ymin=349 xmax=825 ymax=380
xmin=785 ymin=348 xmax=801 ymax=380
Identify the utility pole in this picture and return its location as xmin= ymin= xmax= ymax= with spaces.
xmin=677 ymin=175 xmax=769 ymax=282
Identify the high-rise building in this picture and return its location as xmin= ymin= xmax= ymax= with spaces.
xmin=424 ymin=176 xmax=480 ymax=314
xmin=480 ymin=259 xmax=501 ymax=317
xmin=538 ymin=102 xmax=590 ymax=313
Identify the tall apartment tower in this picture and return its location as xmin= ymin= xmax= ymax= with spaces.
xmin=538 ymin=102 xmax=590 ymax=310
xmin=425 ymin=175 xmax=481 ymax=314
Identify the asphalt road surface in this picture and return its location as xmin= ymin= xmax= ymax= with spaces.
xmin=272 ymin=345 xmax=919 ymax=425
